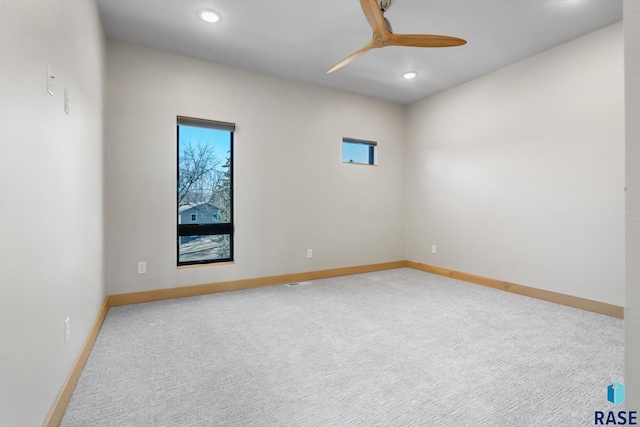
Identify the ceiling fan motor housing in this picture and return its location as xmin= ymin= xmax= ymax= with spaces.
xmin=384 ymin=17 xmax=392 ymax=33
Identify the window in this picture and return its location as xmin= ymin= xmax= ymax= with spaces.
xmin=342 ymin=138 xmax=377 ymax=165
xmin=177 ymin=116 xmax=234 ymax=265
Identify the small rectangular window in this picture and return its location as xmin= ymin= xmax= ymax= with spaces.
xmin=342 ymin=138 xmax=377 ymax=165
xmin=177 ymin=116 xmax=234 ymax=266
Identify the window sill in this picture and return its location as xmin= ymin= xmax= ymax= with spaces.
xmin=177 ymin=261 xmax=235 ymax=270
xmin=342 ymin=162 xmax=378 ymax=166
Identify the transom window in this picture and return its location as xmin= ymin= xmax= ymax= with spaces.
xmin=342 ymin=138 xmax=377 ymax=165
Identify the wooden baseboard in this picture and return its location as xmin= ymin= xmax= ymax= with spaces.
xmin=405 ymin=261 xmax=624 ymax=319
xmin=43 ymin=259 xmax=622 ymax=425
xmin=108 ymin=261 xmax=407 ymax=306
xmin=42 ymin=297 xmax=110 ymax=427
xmin=41 ymin=262 xmax=404 ymax=426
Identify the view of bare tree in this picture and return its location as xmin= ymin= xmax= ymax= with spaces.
xmin=177 ymin=141 xmax=222 ymax=206
xmin=213 ymin=155 xmax=231 ymax=222
xmin=177 ymin=134 xmax=232 ymax=263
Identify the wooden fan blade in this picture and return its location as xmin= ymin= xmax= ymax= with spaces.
xmin=384 ymin=33 xmax=467 ymax=48
xmin=360 ymin=0 xmax=387 ymax=36
xmin=327 ymin=40 xmax=375 ymax=73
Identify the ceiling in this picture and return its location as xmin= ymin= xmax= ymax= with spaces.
xmin=96 ymin=0 xmax=622 ymax=105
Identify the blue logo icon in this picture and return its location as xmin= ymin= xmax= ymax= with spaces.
xmin=608 ymin=382 xmax=625 ymax=406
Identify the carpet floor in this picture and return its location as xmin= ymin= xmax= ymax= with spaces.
xmin=61 ymin=268 xmax=624 ymax=426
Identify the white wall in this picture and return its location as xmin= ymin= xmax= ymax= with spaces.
xmin=0 ymin=4 xmax=630 ymax=423
xmin=625 ymin=0 xmax=640 ymax=410
xmin=405 ymin=23 xmax=625 ymax=306
xmin=105 ymin=41 xmax=406 ymax=295
xmin=0 ymin=1 xmax=105 ymax=426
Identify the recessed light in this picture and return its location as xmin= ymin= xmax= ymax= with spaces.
xmin=199 ymin=10 xmax=221 ymax=23
xmin=402 ymin=71 xmax=418 ymax=79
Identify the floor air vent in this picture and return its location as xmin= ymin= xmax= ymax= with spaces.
xmin=286 ymin=281 xmax=312 ymax=287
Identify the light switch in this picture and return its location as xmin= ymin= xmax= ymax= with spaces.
xmin=47 ymin=64 xmax=54 ymax=96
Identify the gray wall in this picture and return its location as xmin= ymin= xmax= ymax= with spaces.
xmin=0 ymin=2 xmax=636 ymax=424
xmin=105 ymin=41 xmax=407 ymax=295
xmin=0 ymin=1 xmax=106 ymax=425
xmin=625 ymin=0 xmax=640 ymax=411
xmin=405 ymin=23 xmax=625 ymax=306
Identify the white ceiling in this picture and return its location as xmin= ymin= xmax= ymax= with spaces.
xmin=96 ymin=0 xmax=622 ymax=105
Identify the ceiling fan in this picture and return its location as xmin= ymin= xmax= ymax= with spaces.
xmin=327 ymin=0 xmax=467 ymax=74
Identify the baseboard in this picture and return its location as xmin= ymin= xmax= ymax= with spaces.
xmin=42 ymin=297 xmax=110 ymax=427
xmin=43 ymin=259 xmax=622 ymax=425
xmin=41 ymin=262 xmax=404 ymax=425
xmin=406 ymin=261 xmax=624 ymax=319
xmin=108 ymin=261 xmax=407 ymax=306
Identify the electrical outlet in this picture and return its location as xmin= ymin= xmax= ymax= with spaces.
xmin=138 ymin=261 xmax=147 ymax=274
xmin=431 ymin=245 xmax=437 ymax=254
xmin=64 ymin=88 xmax=70 ymax=114
xmin=306 ymin=249 xmax=312 ymax=259
xmin=64 ymin=317 xmax=70 ymax=344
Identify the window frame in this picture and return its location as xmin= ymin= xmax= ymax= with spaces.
xmin=342 ymin=137 xmax=377 ymax=166
xmin=176 ymin=116 xmax=235 ymax=266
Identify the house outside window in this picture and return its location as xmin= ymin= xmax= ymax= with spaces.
xmin=177 ymin=116 xmax=234 ymax=265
